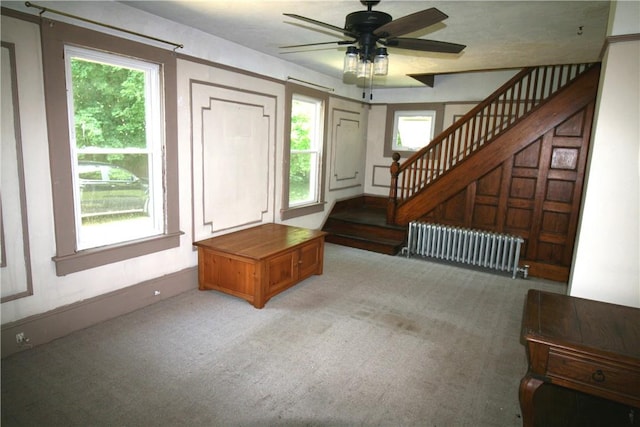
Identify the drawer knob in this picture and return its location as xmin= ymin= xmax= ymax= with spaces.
xmin=591 ymin=369 xmax=606 ymax=383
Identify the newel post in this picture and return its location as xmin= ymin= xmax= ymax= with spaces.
xmin=386 ymin=152 xmax=401 ymax=224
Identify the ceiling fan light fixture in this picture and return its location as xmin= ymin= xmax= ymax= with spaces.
xmin=373 ymin=47 xmax=388 ymax=76
xmin=343 ymin=46 xmax=359 ymax=75
xmin=357 ymin=58 xmax=373 ymax=79
xmin=284 ymin=3 xmax=462 ymax=89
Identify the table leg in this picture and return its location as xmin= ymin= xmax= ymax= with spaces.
xmin=519 ymin=375 xmax=543 ymax=427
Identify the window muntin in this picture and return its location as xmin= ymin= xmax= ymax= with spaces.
xmin=64 ymin=46 xmax=164 ymax=250
xmin=289 ymin=94 xmax=323 ymax=207
xmin=391 ymin=110 xmax=436 ymax=152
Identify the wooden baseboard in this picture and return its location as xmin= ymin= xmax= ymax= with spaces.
xmin=1 ymin=267 xmax=197 ymax=358
xmin=522 ymin=261 xmax=569 ymax=283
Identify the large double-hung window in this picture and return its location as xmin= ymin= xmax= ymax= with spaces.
xmin=289 ymin=94 xmax=323 ymax=206
xmin=281 ymin=83 xmax=328 ymax=219
xmin=65 ymin=47 xmax=164 ymax=250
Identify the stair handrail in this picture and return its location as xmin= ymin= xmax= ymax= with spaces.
xmin=387 ymin=63 xmax=595 ymax=224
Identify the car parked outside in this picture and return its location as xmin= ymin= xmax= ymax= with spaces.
xmin=77 ymin=161 xmax=149 ymax=218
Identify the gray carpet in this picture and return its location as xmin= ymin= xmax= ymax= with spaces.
xmin=1 ymin=243 xmax=565 ymax=426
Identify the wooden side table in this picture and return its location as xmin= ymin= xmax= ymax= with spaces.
xmin=519 ymin=289 xmax=640 ymax=426
xmin=193 ymin=223 xmax=327 ymax=308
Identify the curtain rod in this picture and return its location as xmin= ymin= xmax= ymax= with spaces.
xmin=287 ymin=77 xmax=334 ymax=92
xmin=25 ymin=1 xmax=183 ymax=51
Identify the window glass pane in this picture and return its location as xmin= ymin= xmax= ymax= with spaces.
xmin=392 ymin=111 xmax=436 ymax=151
xmin=66 ymin=48 xmax=163 ymax=250
xmin=289 ymin=152 xmax=318 ymax=205
xmin=71 ymin=59 xmax=147 ymax=150
xmin=291 ymin=99 xmax=317 ymax=151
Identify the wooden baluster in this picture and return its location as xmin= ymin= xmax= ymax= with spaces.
xmin=433 ymin=144 xmax=442 ymax=179
xmin=402 ymin=159 xmax=409 ymax=200
xmin=525 ymin=69 xmax=534 ymax=114
xmin=494 ymin=99 xmax=500 ymax=139
xmin=489 ymin=99 xmax=497 ymax=142
xmin=441 ymin=136 xmax=448 ymax=173
xmin=540 ymin=66 xmax=548 ymax=107
xmin=387 ymin=152 xmax=401 ymax=224
xmin=482 ymin=104 xmax=490 ymax=146
xmin=548 ymin=65 xmax=556 ymax=98
xmin=506 ymin=86 xmax=515 ymax=128
xmin=463 ymin=118 xmax=471 ymax=157
xmin=514 ymin=79 xmax=522 ymax=121
xmin=447 ymin=133 xmax=455 ymax=169
xmin=497 ymin=93 xmax=505 ymax=132
xmin=470 ymin=115 xmax=478 ymax=151
xmin=454 ymin=127 xmax=461 ymax=164
xmin=410 ymin=158 xmax=418 ymax=198
xmin=420 ymin=151 xmax=427 ymax=189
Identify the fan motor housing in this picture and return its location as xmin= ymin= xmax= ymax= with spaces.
xmin=344 ymin=10 xmax=392 ymax=34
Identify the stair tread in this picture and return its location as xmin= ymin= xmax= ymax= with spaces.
xmin=324 ymin=196 xmax=406 ymax=256
xmin=328 ymin=208 xmax=404 ymax=229
xmin=326 ymin=232 xmax=404 ymax=246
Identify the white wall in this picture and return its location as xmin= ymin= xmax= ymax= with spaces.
xmin=0 ymin=1 xmax=368 ymax=326
xmin=0 ymin=14 xmax=201 ymax=324
xmin=568 ymin=0 xmax=640 ymax=307
xmin=2 ymin=0 xmax=638 ymax=332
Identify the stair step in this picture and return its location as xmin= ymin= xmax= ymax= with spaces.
xmin=322 ymin=195 xmax=407 ymax=256
xmin=325 ymin=233 xmax=404 ymax=255
xmin=324 ymin=220 xmax=406 ymax=242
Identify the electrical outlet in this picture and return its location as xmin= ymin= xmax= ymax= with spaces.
xmin=15 ymin=332 xmax=26 ymax=344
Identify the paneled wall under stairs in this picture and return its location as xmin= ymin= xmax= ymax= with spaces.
xmin=420 ymin=103 xmax=595 ymax=282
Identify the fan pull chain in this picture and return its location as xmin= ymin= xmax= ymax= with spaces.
xmin=369 ymin=72 xmax=374 ymax=101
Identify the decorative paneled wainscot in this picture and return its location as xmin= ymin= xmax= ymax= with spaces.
xmin=188 ymin=71 xmax=278 ymax=240
xmin=1 ymin=34 xmax=33 ymax=302
xmin=328 ymin=100 xmax=366 ymax=192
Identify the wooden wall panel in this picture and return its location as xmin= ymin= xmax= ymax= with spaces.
xmin=419 ymin=102 xmax=594 ymax=282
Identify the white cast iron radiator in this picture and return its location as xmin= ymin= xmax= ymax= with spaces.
xmin=403 ymin=222 xmax=528 ymax=279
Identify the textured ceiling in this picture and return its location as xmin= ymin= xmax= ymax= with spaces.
xmin=122 ymin=0 xmax=610 ymax=87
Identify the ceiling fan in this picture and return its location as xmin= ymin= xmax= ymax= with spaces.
xmin=282 ymin=0 xmax=466 ymax=83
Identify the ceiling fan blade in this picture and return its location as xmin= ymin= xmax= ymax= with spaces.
xmin=280 ymin=40 xmax=354 ymax=49
xmin=374 ymin=7 xmax=448 ymax=38
xmin=283 ymin=13 xmax=357 ymax=38
xmin=384 ymin=38 xmax=466 ymax=54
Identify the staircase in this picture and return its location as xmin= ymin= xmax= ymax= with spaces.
xmin=322 ymin=195 xmax=405 ymax=255
xmin=323 ymin=63 xmax=600 ymax=267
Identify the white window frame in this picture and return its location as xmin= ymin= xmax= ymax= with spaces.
xmin=289 ymin=93 xmax=323 ymax=207
xmin=383 ymin=103 xmax=445 ymax=158
xmin=281 ymin=83 xmax=328 ymax=220
xmin=391 ymin=110 xmax=437 ymax=152
xmin=64 ymin=46 xmax=165 ymax=250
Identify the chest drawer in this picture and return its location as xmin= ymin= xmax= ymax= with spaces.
xmin=547 ymin=349 xmax=640 ymax=398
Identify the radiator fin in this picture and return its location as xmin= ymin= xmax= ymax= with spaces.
xmin=404 ymin=222 xmax=524 ymax=279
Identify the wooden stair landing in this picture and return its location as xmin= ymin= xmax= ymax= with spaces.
xmin=322 ymin=196 xmax=406 ymax=255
